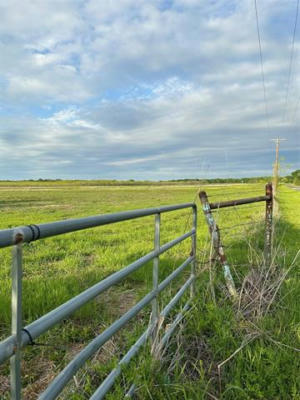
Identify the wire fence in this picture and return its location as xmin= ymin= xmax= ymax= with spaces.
xmin=198 ymin=183 xmax=273 ymax=298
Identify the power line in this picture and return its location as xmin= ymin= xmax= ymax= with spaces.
xmin=283 ymin=0 xmax=300 ymax=122
xmin=254 ymin=0 xmax=270 ymax=129
xmin=291 ymin=95 xmax=300 ymax=123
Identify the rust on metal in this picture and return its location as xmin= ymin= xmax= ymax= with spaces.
xmin=199 ymin=191 xmax=237 ymax=299
xmin=201 ymin=184 xmax=274 ymax=294
xmin=209 ymin=195 xmax=270 ymax=210
xmin=264 ymin=183 xmax=273 ymax=266
xmin=13 ymin=232 xmax=24 ymax=245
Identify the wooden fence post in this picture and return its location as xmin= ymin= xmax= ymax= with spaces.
xmin=264 ymin=183 xmax=273 ymax=267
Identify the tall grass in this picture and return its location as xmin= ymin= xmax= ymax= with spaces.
xmin=0 ymin=183 xmax=299 ymax=399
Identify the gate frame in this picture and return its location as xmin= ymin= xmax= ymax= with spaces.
xmin=199 ymin=183 xmax=273 ymax=298
xmin=0 ymin=202 xmax=197 ymax=400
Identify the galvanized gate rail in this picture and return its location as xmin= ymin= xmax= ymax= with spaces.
xmin=0 ymin=203 xmax=197 ymax=399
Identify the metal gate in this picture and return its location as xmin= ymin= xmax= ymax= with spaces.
xmin=0 ymin=203 xmax=197 ymax=399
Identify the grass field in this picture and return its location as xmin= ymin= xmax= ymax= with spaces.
xmin=0 ymin=183 xmax=299 ymax=399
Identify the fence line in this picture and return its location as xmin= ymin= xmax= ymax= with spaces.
xmin=0 ymin=183 xmax=275 ymax=398
xmin=199 ymin=183 xmax=273 ymax=298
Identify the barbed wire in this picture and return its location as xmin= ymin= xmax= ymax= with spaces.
xmin=206 ymin=190 xmax=264 ymax=198
xmin=211 ymin=204 xmax=265 ymax=214
xmin=219 ymin=221 xmax=261 ymax=231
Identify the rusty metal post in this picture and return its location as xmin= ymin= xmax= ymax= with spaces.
xmin=264 ymin=183 xmax=273 ymax=267
xmin=199 ymin=191 xmax=237 ymax=299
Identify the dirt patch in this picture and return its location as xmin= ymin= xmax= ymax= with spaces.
xmin=98 ymin=288 xmax=137 ymax=318
xmin=0 ymin=374 xmax=9 ymax=398
xmin=93 ymin=339 xmax=117 ymax=363
xmin=79 ymin=254 xmax=95 ymax=268
xmin=65 ymin=343 xmax=85 ymax=363
xmin=23 ymin=358 xmax=56 ymax=400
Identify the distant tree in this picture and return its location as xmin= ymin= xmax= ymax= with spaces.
xmin=291 ymin=170 xmax=300 ymax=185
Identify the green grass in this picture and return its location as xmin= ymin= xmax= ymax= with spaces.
xmin=0 ymin=183 xmax=299 ymax=399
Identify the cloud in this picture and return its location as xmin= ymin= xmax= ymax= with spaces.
xmin=0 ymin=0 xmax=299 ymax=179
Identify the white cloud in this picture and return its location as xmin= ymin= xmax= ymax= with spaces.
xmin=0 ymin=0 xmax=299 ymax=179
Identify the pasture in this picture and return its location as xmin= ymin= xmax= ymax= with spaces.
xmin=0 ymin=183 xmax=299 ymax=399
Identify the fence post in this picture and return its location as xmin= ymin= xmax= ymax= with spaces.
xmin=151 ymin=213 xmax=160 ymax=346
xmin=191 ymin=205 xmax=197 ymax=298
xmin=10 ymin=234 xmax=23 ymax=400
xmin=264 ymin=183 xmax=273 ymax=267
xmin=199 ymin=191 xmax=237 ymax=299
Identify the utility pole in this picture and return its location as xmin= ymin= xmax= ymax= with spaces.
xmin=271 ymin=137 xmax=286 ymax=214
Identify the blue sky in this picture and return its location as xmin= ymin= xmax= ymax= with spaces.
xmin=0 ymin=0 xmax=299 ymax=180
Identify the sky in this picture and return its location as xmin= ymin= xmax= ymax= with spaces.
xmin=0 ymin=0 xmax=299 ymax=180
